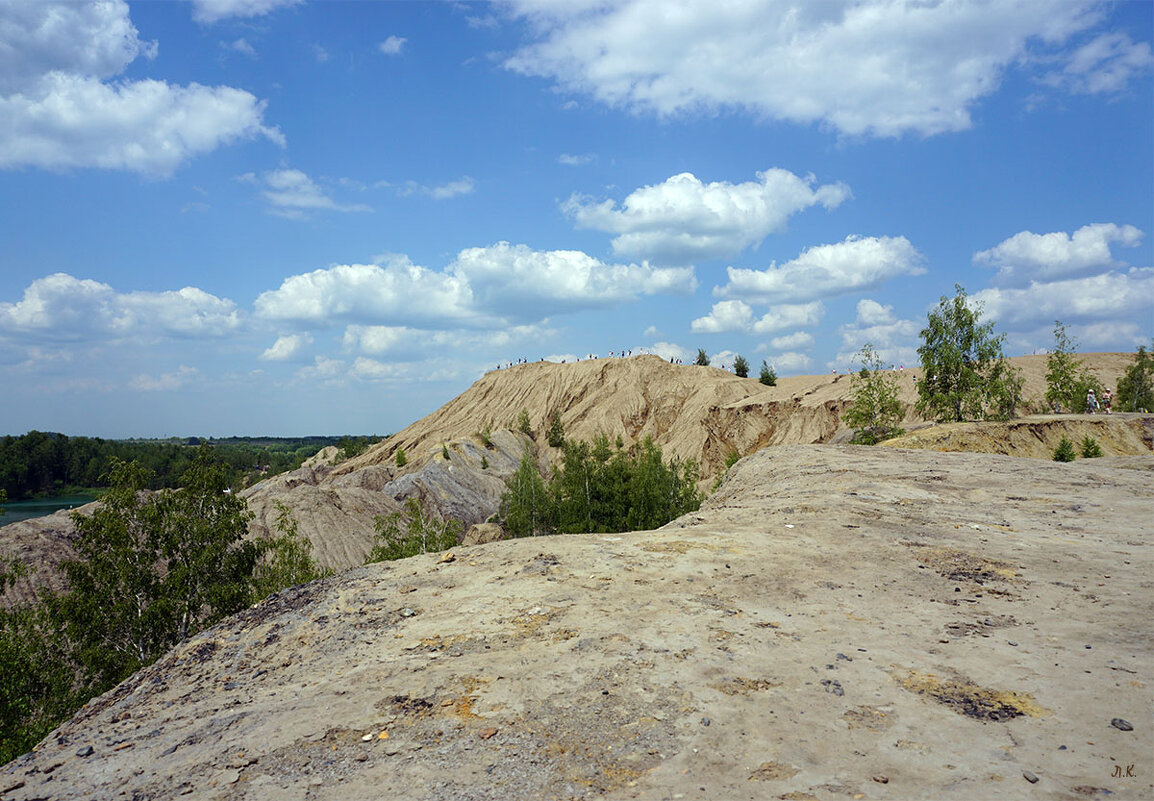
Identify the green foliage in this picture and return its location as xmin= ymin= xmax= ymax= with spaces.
xmin=733 ymin=355 xmax=749 ymax=378
xmin=695 ymin=348 xmax=711 ymax=366
xmin=517 ymin=408 xmax=533 ymax=438
xmin=442 ymin=443 xmax=451 ymax=460
xmin=500 ymin=450 xmax=552 ymax=538
xmin=479 ymin=423 xmax=493 ymax=449
xmin=0 ymin=432 xmax=366 ymax=502
xmin=53 ymin=449 xmax=260 ymax=687
xmin=1045 ymin=322 xmax=1106 ymax=413
xmin=0 ymin=447 xmax=339 ymax=765
xmin=844 ymin=343 xmax=905 ymax=444
xmin=500 ymin=435 xmax=703 ymax=537
xmin=1117 ymin=344 xmax=1154 ymax=412
xmin=1052 ymin=437 xmax=1077 ymax=462
xmin=916 ymin=285 xmax=1023 ymax=422
xmin=1079 ymin=436 xmax=1103 ymax=459
xmin=336 ymin=436 xmax=373 ymax=463
xmin=759 ymin=361 xmax=777 ymax=386
xmin=1045 ymin=321 xmax=1083 ymax=413
xmin=0 ymin=570 xmax=76 ymax=765
xmin=712 ymin=449 xmax=741 ymax=492
xmin=481 ymin=455 xmax=489 ymax=470
xmin=249 ymin=502 xmax=329 ymax=601
xmin=546 ymin=411 xmax=565 ymax=448
xmin=366 ymin=498 xmax=463 ymax=563
xmin=395 ymin=447 xmax=407 ymax=467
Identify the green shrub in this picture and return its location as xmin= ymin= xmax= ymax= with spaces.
xmin=442 ymin=444 xmax=450 ymax=460
xmin=695 ymin=348 xmax=710 ymax=366
xmin=1052 ymin=437 xmax=1077 ymax=462
xmin=546 ymin=412 xmax=565 ymax=448
xmin=481 ymin=455 xmax=489 ymax=470
xmin=759 ymin=361 xmax=777 ymax=386
xmin=733 ymin=355 xmax=749 ymax=378
xmin=517 ymin=408 xmax=533 ymax=438
xmin=500 ymin=434 xmax=702 ymax=536
xmin=365 ymin=498 xmax=462 ymax=563
xmin=1079 ymin=436 xmax=1103 ymax=458
xmin=395 ymin=447 xmax=407 ymax=467
xmin=844 ymin=343 xmax=905 ymax=444
xmin=479 ymin=423 xmax=493 ymax=449
xmin=1117 ymin=344 xmax=1154 ymax=412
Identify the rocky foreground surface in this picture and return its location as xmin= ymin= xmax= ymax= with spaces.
xmin=3 ymin=445 xmax=1151 ymax=800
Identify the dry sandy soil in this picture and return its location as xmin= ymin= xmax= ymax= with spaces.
xmin=3 ymin=444 xmax=1151 ymax=801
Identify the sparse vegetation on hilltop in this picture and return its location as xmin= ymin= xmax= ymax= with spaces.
xmin=759 ymin=360 xmax=777 ymax=386
xmin=1045 ymin=321 xmax=1104 ymax=413
xmin=916 ymin=285 xmax=1022 ymax=422
xmin=1117 ymin=344 xmax=1154 ymax=412
xmin=844 ymin=343 xmax=905 ymax=444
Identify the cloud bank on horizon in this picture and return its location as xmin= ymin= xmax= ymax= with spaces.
xmin=0 ymin=0 xmax=1150 ymax=437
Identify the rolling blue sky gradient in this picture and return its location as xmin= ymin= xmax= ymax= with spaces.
xmin=1 ymin=0 xmax=1151 ymax=437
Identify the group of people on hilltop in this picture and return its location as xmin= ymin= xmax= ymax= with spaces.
xmin=1086 ymin=388 xmax=1113 ymax=414
xmin=494 ymin=349 xmax=648 ymax=371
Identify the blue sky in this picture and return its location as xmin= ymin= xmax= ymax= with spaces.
xmin=1 ymin=0 xmax=1151 ymax=438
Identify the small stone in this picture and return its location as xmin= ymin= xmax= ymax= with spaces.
xmin=1007 ymin=641 xmax=1018 ymax=647
xmin=836 ymin=653 xmax=852 ymax=661
xmin=478 ymin=727 xmax=499 ymax=740
xmin=872 ymin=775 xmax=889 ymax=784
xmin=438 ymin=552 xmax=456 ymax=564
xmin=1058 ymin=745 xmax=1067 ymax=750
xmin=700 ymin=717 xmax=711 ymax=726
xmin=1111 ymin=718 xmax=1133 ymax=732
xmin=361 ymin=733 xmax=373 ymax=741
xmin=76 ymin=745 xmax=94 ymax=757
xmin=1022 ymin=770 xmax=1039 ymax=783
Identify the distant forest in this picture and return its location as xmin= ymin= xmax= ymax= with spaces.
xmin=0 ymin=432 xmax=382 ymax=501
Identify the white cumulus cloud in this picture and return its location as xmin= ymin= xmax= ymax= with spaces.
xmin=191 ymin=0 xmax=303 ymax=24
xmin=973 ymin=268 xmax=1154 ymax=329
xmin=564 ymin=169 xmax=849 ymax=264
xmin=716 ymin=235 xmax=924 ymax=303
xmin=255 ymin=244 xmax=693 ymax=330
xmin=243 ymin=169 xmax=372 ymax=218
xmin=834 ymin=299 xmax=920 ymax=367
xmin=1044 ymin=32 xmax=1154 ymax=95
xmin=974 ymin=223 xmax=1144 ymax=286
xmin=260 ymin=333 xmax=312 ymax=362
xmin=0 ymin=0 xmax=282 ymax=176
xmin=130 ymin=365 xmax=198 ymax=392
xmin=503 ymin=0 xmax=1112 ymax=137
xmin=379 ymin=35 xmax=407 ymax=56
xmin=691 ymin=300 xmax=823 ymax=335
xmin=0 ymin=273 xmax=241 ymax=342
xmin=769 ymin=331 xmax=815 ymax=351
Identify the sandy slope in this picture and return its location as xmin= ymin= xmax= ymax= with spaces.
xmin=4 ymin=444 xmax=1150 ymax=801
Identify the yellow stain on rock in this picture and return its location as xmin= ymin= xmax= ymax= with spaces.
xmin=894 ymin=669 xmax=1051 ymax=720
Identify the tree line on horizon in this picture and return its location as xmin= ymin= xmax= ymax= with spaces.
xmin=0 ymin=433 xmax=379 ymax=502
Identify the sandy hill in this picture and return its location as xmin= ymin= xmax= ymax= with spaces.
xmin=4 ymin=444 xmax=1151 ymax=800
xmin=1 ymin=353 xmax=1147 ymax=603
